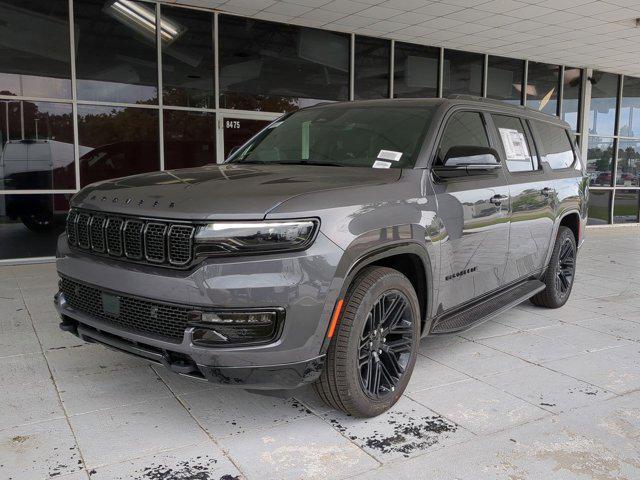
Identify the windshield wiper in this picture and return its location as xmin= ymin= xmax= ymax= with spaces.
xmin=295 ymin=160 xmax=344 ymax=167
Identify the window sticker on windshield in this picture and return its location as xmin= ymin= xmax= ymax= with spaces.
xmin=498 ymin=128 xmax=530 ymax=160
xmin=373 ymin=160 xmax=392 ymax=169
xmin=377 ymin=150 xmax=403 ymax=162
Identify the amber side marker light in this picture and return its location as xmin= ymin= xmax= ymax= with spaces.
xmin=327 ymin=299 xmax=344 ymax=339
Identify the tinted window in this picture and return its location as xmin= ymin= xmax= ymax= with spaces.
xmin=437 ymin=111 xmax=489 ymax=163
xmin=442 ymin=50 xmax=483 ymax=97
xmin=75 ymin=0 xmax=158 ymax=104
xmin=0 ymin=101 xmax=75 ymax=190
xmin=562 ymin=67 xmax=582 ymax=131
xmin=613 ymin=190 xmax=639 ymax=223
xmin=587 ymin=190 xmax=611 ymax=225
xmin=0 ymin=193 xmax=69 ymax=259
xmin=587 ymin=137 xmax=614 ymax=187
xmin=230 ymin=106 xmax=435 ymax=169
xmin=355 ymin=36 xmax=390 ymax=100
xmin=219 ymin=16 xmax=349 ymax=111
xmin=161 ymin=6 xmax=214 ymax=109
xmin=526 ymin=62 xmax=559 ymax=116
xmin=0 ymin=0 xmax=71 ymax=98
xmin=534 ymin=121 xmax=574 ymax=169
xmin=77 ymin=105 xmax=159 ymax=186
xmin=163 ymin=110 xmax=215 ymax=170
xmin=487 ymin=56 xmax=523 ymax=104
xmin=493 ymin=114 xmax=537 ymax=172
xmin=619 ymin=76 xmax=640 ymax=138
xmin=617 ymin=140 xmax=640 ymax=187
xmin=589 ymin=71 xmax=618 ymax=137
xmin=393 ymin=42 xmax=438 ymax=99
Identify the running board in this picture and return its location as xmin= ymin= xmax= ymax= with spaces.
xmin=431 ymin=279 xmax=545 ymax=334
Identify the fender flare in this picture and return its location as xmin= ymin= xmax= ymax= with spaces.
xmin=543 ymin=209 xmax=582 ymax=268
xmin=319 ymin=241 xmax=436 ymax=353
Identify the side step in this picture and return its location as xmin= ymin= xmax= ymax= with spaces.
xmin=431 ymin=279 xmax=545 ymax=334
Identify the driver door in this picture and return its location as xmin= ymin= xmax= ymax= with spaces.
xmin=432 ymin=110 xmax=511 ymax=312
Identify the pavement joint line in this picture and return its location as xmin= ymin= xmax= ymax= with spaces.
xmin=150 ymin=363 xmax=251 ymax=480
xmin=15 ymin=278 xmax=92 ymax=480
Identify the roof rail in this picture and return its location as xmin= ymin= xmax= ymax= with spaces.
xmin=446 ymin=94 xmax=542 ymax=114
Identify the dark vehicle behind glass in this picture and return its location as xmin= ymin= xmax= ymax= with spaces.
xmin=55 ymin=96 xmax=587 ymax=416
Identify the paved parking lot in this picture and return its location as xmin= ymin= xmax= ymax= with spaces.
xmin=1 ymin=227 xmax=639 ymax=480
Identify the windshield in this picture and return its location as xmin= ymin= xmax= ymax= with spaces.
xmin=227 ymin=105 xmax=436 ymax=169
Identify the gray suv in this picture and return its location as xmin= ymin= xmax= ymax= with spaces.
xmin=55 ymin=96 xmax=587 ymax=417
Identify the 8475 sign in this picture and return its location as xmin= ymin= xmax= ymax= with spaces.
xmin=225 ymin=120 xmax=240 ymax=129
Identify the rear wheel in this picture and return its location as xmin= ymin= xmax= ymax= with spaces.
xmin=530 ymin=226 xmax=577 ymax=308
xmin=314 ymin=266 xmax=420 ymax=417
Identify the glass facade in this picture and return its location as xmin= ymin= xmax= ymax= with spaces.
xmin=0 ymin=0 xmax=638 ymax=260
xmin=586 ymin=70 xmax=640 ymax=225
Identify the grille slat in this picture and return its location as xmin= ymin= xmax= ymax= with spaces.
xmin=66 ymin=209 xmax=194 ymax=268
xmin=60 ymin=277 xmax=189 ymax=342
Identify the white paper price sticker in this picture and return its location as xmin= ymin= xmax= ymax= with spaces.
xmin=377 ymin=150 xmax=403 ymax=162
xmin=498 ymin=128 xmax=530 ymax=160
xmin=372 ymin=160 xmax=392 ymax=169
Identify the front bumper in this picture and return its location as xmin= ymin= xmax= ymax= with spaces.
xmin=54 ymin=230 xmax=343 ymax=389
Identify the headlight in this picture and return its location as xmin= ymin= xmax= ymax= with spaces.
xmin=194 ymin=219 xmax=318 ymax=255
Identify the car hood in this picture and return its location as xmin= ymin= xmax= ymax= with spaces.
xmin=71 ymin=163 xmax=402 ymax=220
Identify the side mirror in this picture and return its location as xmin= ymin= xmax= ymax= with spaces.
xmin=433 ymin=145 xmax=501 ymax=178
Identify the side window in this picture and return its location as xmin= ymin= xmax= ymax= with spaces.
xmin=437 ymin=111 xmax=490 ymax=164
xmin=492 ymin=114 xmax=538 ymax=172
xmin=533 ymin=121 xmax=575 ymax=169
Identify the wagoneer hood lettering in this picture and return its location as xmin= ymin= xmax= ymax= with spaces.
xmin=71 ymin=163 xmax=401 ymax=220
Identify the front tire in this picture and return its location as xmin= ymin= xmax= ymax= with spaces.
xmin=314 ymin=266 xmax=421 ymax=417
xmin=530 ymin=226 xmax=577 ymax=308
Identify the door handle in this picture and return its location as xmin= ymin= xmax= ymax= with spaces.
xmin=490 ymin=194 xmax=508 ymax=205
xmin=541 ymin=187 xmax=553 ymax=196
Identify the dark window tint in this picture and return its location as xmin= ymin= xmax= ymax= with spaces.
xmin=492 ymin=114 xmax=537 ymax=172
xmin=487 ymin=56 xmax=523 ymax=104
xmin=613 ymin=190 xmax=639 ymax=223
xmin=526 ymin=62 xmax=559 ymax=116
xmin=77 ymin=105 xmax=159 ymax=187
xmin=533 ymin=121 xmax=574 ymax=169
xmin=75 ymin=0 xmax=158 ymax=104
xmin=0 ymin=101 xmax=75 ymax=190
xmin=587 ymin=137 xmax=614 ymax=187
xmin=219 ymin=16 xmax=349 ymax=111
xmin=231 ymin=105 xmax=435 ymax=169
xmin=589 ymin=71 xmax=618 ymax=137
xmin=562 ymin=67 xmax=582 ymax=131
xmin=619 ymin=75 xmax=640 ymax=138
xmin=393 ymin=42 xmax=438 ymax=99
xmin=437 ymin=111 xmax=489 ymax=162
xmin=161 ymin=6 xmax=214 ymax=109
xmin=223 ymin=118 xmax=272 ymax=158
xmin=163 ymin=110 xmax=215 ymax=170
xmin=616 ymin=140 xmax=640 ymax=187
xmin=587 ymin=189 xmax=611 ymax=225
xmin=0 ymin=0 xmax=71 ymax=99
xmin=442 ymin=50 xmax=483 ymax=97
xmin=0 ymin=193 xmax=69 ymax=259
xmin=354 ymin=36 xmax=390 ymax=100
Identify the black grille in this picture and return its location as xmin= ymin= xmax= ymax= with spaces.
xmin=66 ymin=209 xmax=195 ymax=268
xmin=168 ymin=225 xmax=195 ymax=266
xmin=60 ymin=277 xmax=191 ymax=342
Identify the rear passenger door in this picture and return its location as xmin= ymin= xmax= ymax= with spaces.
xmin=489 ymin=113 xmax=555 ymax=283
xmin=433 ymin=110 xmax=511 ymax=311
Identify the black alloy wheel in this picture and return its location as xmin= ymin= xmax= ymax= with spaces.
xmin=358 ymin=291 xmax=414 ymax=399
xmin=315 ymin=266 xmax=421 ymax=417
xmin=531 ymin=226 xmax=578 ymax=308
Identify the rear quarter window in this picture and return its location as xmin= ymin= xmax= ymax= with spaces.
xmin=533 ymin=121 xmax=575 ymax=170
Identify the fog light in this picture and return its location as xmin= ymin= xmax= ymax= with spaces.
xmin=190 ymin=310 xmax=280 ymax=346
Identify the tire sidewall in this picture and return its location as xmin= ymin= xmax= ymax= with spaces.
xmin=341 ymin=269 xmax=421 ymax=416
xmin=547 ymin=227 xmax=577 ymax=306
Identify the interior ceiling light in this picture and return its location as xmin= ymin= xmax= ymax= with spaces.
xmin=104 ymin=0 xmax=183 ymax=44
